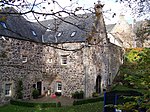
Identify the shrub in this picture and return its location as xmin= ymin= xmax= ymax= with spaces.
xmin=79 ymin=90 xmax=84 ymax=99
xmin=73 ymin=97 xmax=103 ymax=105
xmin=10 ymin=100 xmax=57 ymax=108
xmin=32 ymin=89 xmax=39 ymax=99
xmin=92 ymin=92 xmax=99 ymax=97
xmin=57 ymin=102 xmax=61 ymax=107
xmin=17 ymin=80 xmax=23 ymax=99
xmin=55 ymin=92 xmax=61 ymax=96
xmin=72 ymin=91 xmax=84 ymax=99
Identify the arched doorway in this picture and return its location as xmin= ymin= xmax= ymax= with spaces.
xmin=96 ymin=75 xmax=101 ymax=93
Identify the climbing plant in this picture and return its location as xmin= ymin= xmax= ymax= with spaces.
xmin=16 ymin=80 xmax=23 ymax=99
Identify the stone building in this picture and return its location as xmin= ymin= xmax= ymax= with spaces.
xmin=107 ymin=15 xmax=150 ymax=48
xmin=0 ymin=2 xmax=123 ymax=104
xmin=108 ymin=15 xmax=135 ymax=48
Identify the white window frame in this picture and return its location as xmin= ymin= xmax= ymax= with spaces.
xmin=22 ymin=55 xmax=27 ymax=63
xmin=46 ymin=24 xmax=51 ymax=31
xmin=56 ymin=82 xmax=62 ymax=93
xmin=31 ymin=30 xmax=37 ymax=36
xmin=0 ymin=22 xmax=7 ymax=28
xmin=5 ymin=83 xmax=12 ymax=97
xmin=71 ymin=31 xmax=76 ymax=37
xmin=47 ymin=58 xmax=52 ymax=63
xmin=61 ymin=55 xmax=67 ymax=65
xmin=57 ymin=32 xmax=62 ymax=37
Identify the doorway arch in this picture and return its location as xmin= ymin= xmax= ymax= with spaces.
xmin=96 ymin=75 xmax=101 ymax=93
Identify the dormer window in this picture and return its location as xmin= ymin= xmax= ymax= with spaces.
xmin=31 ymin=30 xmax=37 ymax=36
xmin=46 ymin=24 xmax=51 ymax=31
xmin=57 ymin=32 xmax=62 ymax=37
xmin=46 ymin=28 xmax=52 ymax=32
xmin=0 ymin=36 xmax=6 ymax=41
xmin=71 ymin=31 xmax=76 ymax=37
xmin=0 ymin=22 xmax=7 ymax=29
xmin=61 ymin=55 xmax=67 ymax=65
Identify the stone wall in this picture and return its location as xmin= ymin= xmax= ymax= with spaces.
xmin=0 ymin=36 xmax=123 ymax=104
xmin=0 ymin=37 xmax=45 ymax=104
xmin=108 ymin=43 xmax=124 ymax=85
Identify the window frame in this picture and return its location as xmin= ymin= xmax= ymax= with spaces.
xmin=5 ymin=83 xmax=12 ymax=97
xmin=21 ymin=55 xmax=27 ymax=63
xmin=0 ymin=21 xmax=7 ymax=29
xmin=61 ymin=55 xmax=67 ymax=65
xmin=56 ymin=82 xmax=62 ymax=93
xmin=31 ymin=30 xmax=37 ymax=36
xmin=70 ymin=31 xmax=76 ymax=37
xmin=57 ymin=32 xmax=63 ymax=37
xmin=47 ymin=58 xmax=52 ymax=63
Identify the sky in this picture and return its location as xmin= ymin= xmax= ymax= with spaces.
xmin=76 ymin=0 xmax=134 ymax=24
xmin=25 ymin=0 xmax=134 ymax=25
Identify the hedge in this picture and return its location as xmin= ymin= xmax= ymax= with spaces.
xmin=10 ymin=99 xmax=58 ymax=108
xmin=72 ymin=91 xmax=84 ymax=99
xmin=73 ymin=96 xmax=103 ymax=105
xmin=110 ymin=90 xmax=143 ymax=96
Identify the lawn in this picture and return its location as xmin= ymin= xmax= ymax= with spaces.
xmin=0 ymin=101 xmax=103 ymax=112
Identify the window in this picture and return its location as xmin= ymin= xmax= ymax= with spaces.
xmin=0 ymin=36 xmax=6 ymax=41
xmin=57 ymin=32 xmax=62 ymax=37
xmin=5 ymin=83 xmax=12 ymax=96
xmin=46 ymin=68 xmax=50 ymax=73
xmin=22 ymin=55 xmax=27 ymax=63
xmin=0 ymin=22 xmax=7 ymax=29
xmin=31 ymin=30 xmax=37 ymax=36
xmin=56 ymin=82 xmax=62 ymax=92
xmin=47 ymin=58 xmax=52 ymax=63
xmin=70 ymin=31 xmax=76 ymax=37
xmin=46 ymin=24 xmax=51 ymax=31
xmin=61 ymin=55 xmax=67 ymax=65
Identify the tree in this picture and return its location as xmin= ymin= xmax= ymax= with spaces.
xmin=0 ymin=0 xmax=110 ymax=52
xmin=0 ymin=0 xmax=149 ymax=50
xmin=135 ymin=20 xmax=150 ymax=47
xmin=0 ymin=0 xmax=93 ymax=23
xmin=116 ymin=48 xmax=150 ymax=111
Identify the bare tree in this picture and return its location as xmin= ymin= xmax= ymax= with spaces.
xmin=117 ymin=0 xmax=150 ymax=19
xmin=1 ymin=0 xmax=149 ymax=51
xmin=0 ymin=0 xmax=95 ymax=51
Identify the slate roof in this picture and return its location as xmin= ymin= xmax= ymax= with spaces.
xmin=0 ymin=7 xmax=44 ymax=43
xmin=0 ymin=7 xmax=116 ymax=44
xmin=41 ymin=14 xmax=95 ymax=43
xmin=106 ymin=24 xmax=115 ymax=33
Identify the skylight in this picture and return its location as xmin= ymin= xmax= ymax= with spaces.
xmin=57 ymin=32 xmax=62 ymax=37
xmin=0 ymin=22 xmax=7 ymax=29
xmin=46 ymin=24 xmax=51 ymax=31
xmin=31 ymin=30 xmax=37 ymax=36
xmin=71 ymin=31 xmax=76 ymax=37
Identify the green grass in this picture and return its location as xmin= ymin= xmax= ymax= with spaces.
xmin=0 ymin=101 xmax=103 ymax=112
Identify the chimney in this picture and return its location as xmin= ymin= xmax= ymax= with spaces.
xmin=94 ymin=1 xmax=104 ymax=16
